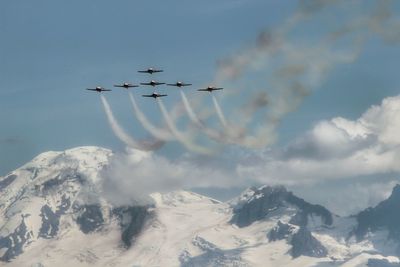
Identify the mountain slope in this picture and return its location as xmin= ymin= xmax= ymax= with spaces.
xmin=1 ymin=146 xmax=400 ymax=266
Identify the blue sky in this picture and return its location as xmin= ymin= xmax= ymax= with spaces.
xmin=1 ymin=0 xmax=400 ymax=177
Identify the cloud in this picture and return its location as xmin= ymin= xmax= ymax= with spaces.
xmin=100 ymin=148 xmax=241 ymax=206
xmin=100 ymin=94 xmax=400 ymax=215
xmin=238 ymin=95 xmax=400 ymax=184
xmin=292 ymin=178 xmax=399 ymax=216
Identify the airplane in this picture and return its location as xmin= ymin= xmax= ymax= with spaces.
xmin=166 ymin=81 xmax=192 ymax=87
xmin=140 ymin=80 xmax=166 ymax=87
xmin=138 ymin=68 xmax=163 ymax=74
xmin=86 ymin=86 xmax=111 ymax=92
xmin=197 ymin=86 xmax=223 ymax=92
xmin=113 ymin=82 xmax=139 ymax=89
xmin=142 ymin=92 xmax=167 ymax=99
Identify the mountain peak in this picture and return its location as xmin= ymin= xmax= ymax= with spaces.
xmin=230 ymin=185 xmax=332 ymax=228
xmin=354 ymin=184 xmax=400 ymax=243
xmin=389 ymin=184 xmax=400 ymax=202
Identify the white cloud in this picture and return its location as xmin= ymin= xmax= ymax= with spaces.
xmin=238 ymin=95 xmax=400 ymax=184
xmin=100 ymin=95 xmax=400 ymax=215
xmin=100 ymin=148 xmax=242 ymax=206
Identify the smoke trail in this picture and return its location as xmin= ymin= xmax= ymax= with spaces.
xmin=211 ymin=94 xmax=229 ymax=129
xmin=100 ymin=95 xmax=164 ymax=151
xmin=179 ymin=90 xmax=224 ymax=141
xmin=128 ymin=92 xmax=174 ymax=141
xmin=212 ymin=0 xmax=400 ymax=149
xmin=157 ymin=98 xmax=214 ymax=154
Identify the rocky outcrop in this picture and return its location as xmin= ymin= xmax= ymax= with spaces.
xmin=76 ymin=204 xmax=104 ymax=234
xmin=268 ymin=221 xmax=327 ymax=259
xmin=268 ymin=220 xmax=296 ymax=241
xmin=290 ymin=227 xmax=327 ymax=258
xmin=230 ymin=186 xmax=332 ymax=228
xmin=113 ymin=206 xmax=152 ymax=248
xmin=0 ymin=218 xmax=32 ymax=262
xmin=354 ymin=185 xmax=400 ymax=241
xmin=39 ymin=195 xmax=71 ymax=238
xmin=0 ymin=175 xmax=17 ymax=191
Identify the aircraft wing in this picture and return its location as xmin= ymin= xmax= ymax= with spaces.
xmin=128 ymin=85 xmax=139 ymax=88
xmin=154 ymin=70 xmax=163 ymax=73
xmin=86 ymin=89 xmax=98 ymax=91
xmin=158 ymin=94 xmax=167 ymax=97
xmin=113 ymin=85 xmax=124 ymax=87
xmin=138 ymin=71 xmax=149 ymax=73
xmin=213 ymin=88 xmax=223 ymax=90
xmin=166 ymin=83 xmax=177 ymax=86
xmin=182 ymin=83 xmax=192 ymax=86
xmin=197 ymin=89 xmax=209 ymax=91
xmin=142 ymin=94 xmax=154 ymax=97
xmin=155 ymin=82 xmax=165 ymax=85
xmin=102 ymin=89 xmax=112 ymax=91
xmin=140 ymin=82 xmax=152 ymax=85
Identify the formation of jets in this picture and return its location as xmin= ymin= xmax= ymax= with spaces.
xmin=86 ymin=67 xmax=223 ymax=98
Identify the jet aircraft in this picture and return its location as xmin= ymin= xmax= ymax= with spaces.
xmin=142 ymin=92 xmax=167 ymax=99
xmin=113 ymin=82 xmax=139 ymax=89
xmin=166 ymin=81 xmax=192 ymax=87
xmin=197 ymin=86 xmax=223 ymax=92
xmin=140 ymin=80 xmax=166 ymax=87
xmin=86 ymin=86 xmax=111 ymax=92
xmin=138 ymin=68 xmax=163 ymax=74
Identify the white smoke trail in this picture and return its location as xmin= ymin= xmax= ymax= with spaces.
xmin=212 ymin=0 xmax=400 ymax=149
xmin=179 ymin=90 xmax=202 ymax=126
xmin=128 ymin=92 xmax=174 ymax=141
xmin=100 ymin=95 xmax=164 ymax=151
xmin=179 ymin=90 xmax=224 ymax=141
xmin=211 ymin=94 xmax=229 ymax=129
xmin=157 ymin=98 xmax=214 ymax=154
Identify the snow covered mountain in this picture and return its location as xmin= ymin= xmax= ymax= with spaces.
xmin=0 ymin=146 xmax=400 ymax=266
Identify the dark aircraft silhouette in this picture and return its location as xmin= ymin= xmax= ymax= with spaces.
xmin=140 ymin=80 xmax=166 ymax=87
xmin=114 ymin=82 xmax=139 ymax=89
xmin=138 ymin=68 xmax=163 ymax=74
xmin=142 ymin=92 xmax=167 ymax=99
xmin=86 ymin=86 xmax=111 ymax=92
xmin=197 ymin=86 xmax=223 ymax=92
xmin=166 ymin=81 xmax=192 ymax=87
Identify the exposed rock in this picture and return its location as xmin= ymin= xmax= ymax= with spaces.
xmin=354 ymin=184 xmax=400 ymax=241
xmin=231 ymin=186 xmax=332 ymax=228
xmin=268 ymin=220 xmax=296 ymax=242
xmin=0 ymin=218 xmax=32 ymax=262
xmin=76 ymin=204 xmax=104 ymax=234
xmin=290 ymin=227 xmax=327 ymax=258
xmin=39 ymin=195 xmax=71 ymax=238
xmin=41 ymin=172 xmax=85 ymax=193
xmin=0 ymin=175 xmax=17 ymax=191
xmin=113 ymin=206 xmax=152 ymax=248
xmin=38 ymin=205 xmax=59 ymax=238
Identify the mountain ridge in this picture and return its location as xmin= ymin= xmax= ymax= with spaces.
xmin=1 ymin=146 xmax=400 ymax=266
